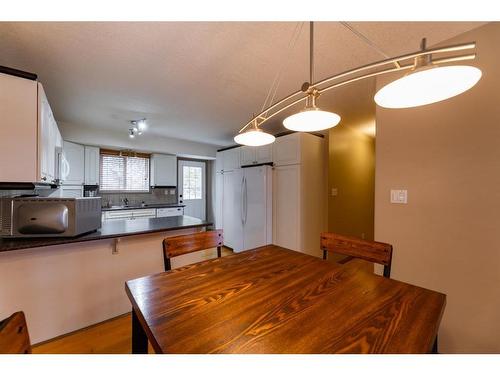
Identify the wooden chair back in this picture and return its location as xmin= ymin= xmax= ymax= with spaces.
xmin=162 ymin=230 xmax=224 ymax=271
xmin=0 ymin=311 xmax=31 ymax=354
xmin=320 ymin=232 xmax=393 ymax=278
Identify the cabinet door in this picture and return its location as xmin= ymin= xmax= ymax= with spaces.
xmin=255 ymin=143 xmax=273 ymax=164
xmin=39 ymin=92 xmax=52 ymax=182
xmin=84 ymin=146 xmax=100 ymax=185
xmin=222 ymin=148 xmax=240 ymax=171
xmin=151 ymin=154 xmax=177 ymax=186
xmin=63 ymin=141 xmax=85 ymax=185
xmin=0 ymin=73 xmax=38 ymax=182
xmin=215 ymin=172 xmax=223 ymax=229
xmin=215 ymin=152 xmax=223 ymax=173
xmin=273 ymin=133 xmax=301 ymax=166
xmin=240 ymin=146 xmax=256 ymax=166
xmin=273 ymin=165 xmax=300 ymax=251
xmin=222 ymin=169 xmax=244 ymax=252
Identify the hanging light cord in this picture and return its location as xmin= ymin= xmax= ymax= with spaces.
xmin=310 ymin=21 xmax=314 ymax=85
xmin=340 ymin=21 xmax=401 ymax=68
xmin=259 ymin=22 xmax=304 ymax=117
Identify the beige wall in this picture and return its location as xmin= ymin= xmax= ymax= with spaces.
xmin=328 ymin=116 xmax=375 ymax=240
xmin=375 ymin=23 xmax=500 ymax=353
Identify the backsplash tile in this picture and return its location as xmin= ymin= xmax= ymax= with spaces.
xmin=99 ymin=188 xmax=177 ymax=208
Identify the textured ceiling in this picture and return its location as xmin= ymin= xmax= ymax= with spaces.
xmin=0 ymin=22 xmax=486 ymax=146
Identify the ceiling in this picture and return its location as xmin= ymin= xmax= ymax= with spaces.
xmin=0 ymin=22 xmax=486 ymax=146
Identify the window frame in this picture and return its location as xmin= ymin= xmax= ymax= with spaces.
xmin=99 ymin=150 xmax=151 ymax=193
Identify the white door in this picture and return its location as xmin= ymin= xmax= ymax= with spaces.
xmin=215 ymin=172 xmax=224 ymax=229
xmin=222 ymin=169 xmax=244 ymax=252
xmin=178 ymin=160 xmax=206 ymax=220
xmin=243 ymin=166 xmax=271 ymax=250
xmin=273 ymin=164 xmax=300 ymax=251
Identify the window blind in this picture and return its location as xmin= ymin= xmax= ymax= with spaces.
xmin=100 ymin=154 xmax=150 ymax=192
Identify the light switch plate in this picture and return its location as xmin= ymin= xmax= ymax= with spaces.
xmin=390 ymin=189 xmax=408 ymax=204
xmin=331 ymin=188 xmax=338 ymax=197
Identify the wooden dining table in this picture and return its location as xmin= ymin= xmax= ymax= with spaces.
xmin=125 ymin=245 xmax=446 ymax=354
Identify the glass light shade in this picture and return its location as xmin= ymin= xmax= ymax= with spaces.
xmin=283 ymin=108 xmax=341 ymax=131
xmin=374 ymin=65 xmax=482 ymax=109
xmin=137 ymin=120 xmax=147 ymax=131
xmin=234 ymin=129 xmax=275 ymax=146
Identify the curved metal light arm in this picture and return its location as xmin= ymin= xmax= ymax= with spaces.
xmin=238 ymin=41 xmax=477 ymax=133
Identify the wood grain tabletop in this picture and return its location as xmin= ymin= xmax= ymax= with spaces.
xmin=125 ymin=245 xmax=446 ymax=354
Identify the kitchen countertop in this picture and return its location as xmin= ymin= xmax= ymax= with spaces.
xmin=0 ymin=216 xmax=212 ymax=253
xmin=102 ymin=203 xmax=185 ymax=211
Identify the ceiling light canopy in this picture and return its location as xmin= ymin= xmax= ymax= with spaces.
xmin=129 ymin=118 xmax=147 ymax=139
xmin=235 ymin=23 xmax=481 ymax=147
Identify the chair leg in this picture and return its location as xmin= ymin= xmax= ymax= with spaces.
xmin=322 ymin=250 xmax=327 ymax=260
xmin=217 ymin=246 xmax=222 ymax=258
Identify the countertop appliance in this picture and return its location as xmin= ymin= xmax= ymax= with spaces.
xmin=217 ymin=165 xmax=272 ymax=253
xmin=0 ymin=197 xmax=102 ymax=238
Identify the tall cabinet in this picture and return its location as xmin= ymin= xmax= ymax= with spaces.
xmin=272 ymin=133 xmax=326 ymax=257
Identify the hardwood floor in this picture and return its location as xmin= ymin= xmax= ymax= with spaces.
xmin=33 ymin=248 xmax=372 ymax=354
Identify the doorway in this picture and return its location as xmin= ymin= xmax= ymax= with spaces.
xmin=178 ymin=160 xmax=206 ymax=220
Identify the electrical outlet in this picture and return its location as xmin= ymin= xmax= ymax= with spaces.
xmin=390 ymin=189 xmax=408 ymax=204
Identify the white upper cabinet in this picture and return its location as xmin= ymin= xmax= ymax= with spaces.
xmin=63 ymin=141 xmax=85 ymax=185
xmin=0 ymin=73 xmax=38 ymax=182
xmin=219 ymin=147 xmax=241 ymax=171
xmin=150 ymin=154 xmax=177 ymax=187
xmin=0 ymin=74 xmax=62 ymax=183
xmin=240 ymin=146 xmax=256 ymax=166
xmin=273 ymin=133 xmax=301 ymax=166
xmin=84 ymin=146 xmax=100 ymax=185
xmin=39 ymin=85 xmax=63 ymax=184
xmin=240 ymin=144 xmax=273 ymax=166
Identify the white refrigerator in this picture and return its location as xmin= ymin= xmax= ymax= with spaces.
xmin=216 ymin=165 xmax=272 ymax=253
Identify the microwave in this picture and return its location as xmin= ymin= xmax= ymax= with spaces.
xmin=0 ymin=197 xmax=102 ymax=238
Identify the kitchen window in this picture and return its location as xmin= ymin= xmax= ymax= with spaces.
xmin=100 ymin=151 xmax=150 ymax=192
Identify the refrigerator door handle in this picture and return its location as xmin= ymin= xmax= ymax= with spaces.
xmin=240 ymin=175 xmax=245 ymax=225
xmin=244 ymin=176 xmax=248 ymax=225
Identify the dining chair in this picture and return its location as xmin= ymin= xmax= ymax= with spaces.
xmin=320 ymin=232 xmax=393 ymax=278
xmin=0 ymin=311 xmax=31 ymax=354
xmin=162 ymin=229 xmax=224 ymax=271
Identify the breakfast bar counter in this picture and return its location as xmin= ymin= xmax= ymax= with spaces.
xmin=0 ymin=215 xmax=214 ymax=344
xmin=0 ymin=215 xmax=212 ymax=253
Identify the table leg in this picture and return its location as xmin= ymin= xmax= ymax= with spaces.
xmin=132 ymin=309 xmax=148 ymax=354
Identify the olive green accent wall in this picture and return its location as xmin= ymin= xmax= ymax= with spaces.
xmin=328 ymin=116 xmax=375 ymax=241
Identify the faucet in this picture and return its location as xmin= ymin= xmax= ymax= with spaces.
xmin=123 ymin=197 xmax=129 ymax=206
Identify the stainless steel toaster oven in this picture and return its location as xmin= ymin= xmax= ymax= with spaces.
xmin=0 ymin=197 xmax=102 ymax=238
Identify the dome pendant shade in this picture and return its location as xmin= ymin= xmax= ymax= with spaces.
xmin=234 ymin=128 xmax=275 ymax=146
xmin=283 ymin=108 xmax=341 ymax=132
xmin=374 ymin=65 xmax=482 ymax=109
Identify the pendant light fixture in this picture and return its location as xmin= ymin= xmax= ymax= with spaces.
xmin=234 ymin=22 xmax=481 ymax=147
xmin=374 ymin=38 xmax=482 ymax=108
xmin=234 ymin=118 xmax=276 ymax=146
xmin=283 ymin=22 xmax=341 ymax=132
